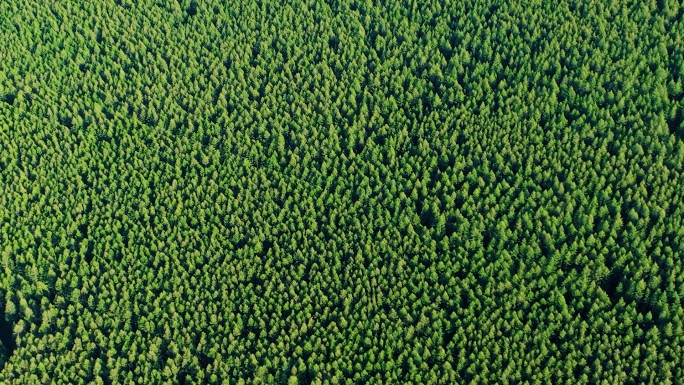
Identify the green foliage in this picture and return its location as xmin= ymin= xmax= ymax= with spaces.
xmin=1 ymin=0 xmax=684 ymax=383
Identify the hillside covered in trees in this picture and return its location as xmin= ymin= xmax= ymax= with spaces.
xmin=1 ymin=0 xmax=683 ymax=383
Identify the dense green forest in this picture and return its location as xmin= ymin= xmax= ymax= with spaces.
xmin=1 ymin=0 xmax=683 ymax=383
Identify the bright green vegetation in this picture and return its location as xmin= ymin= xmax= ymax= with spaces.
xmin=1 ymin=0 xmax=684 ymax=383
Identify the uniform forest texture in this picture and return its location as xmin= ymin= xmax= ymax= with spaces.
xmin=1 ymin=0 xmax=684 ymax=384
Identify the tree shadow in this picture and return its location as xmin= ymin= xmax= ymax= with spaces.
xmin=0 ymin=93 xmax=15 ymax=106
xmin=0 ymin=301 xmax=16 ymax=370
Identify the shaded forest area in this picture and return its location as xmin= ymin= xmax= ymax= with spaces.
xmin=1 ymin=0 xmax=684 ymax=384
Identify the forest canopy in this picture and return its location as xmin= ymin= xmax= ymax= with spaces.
xmin=1 ymin=0 xmax=683 ymax=384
